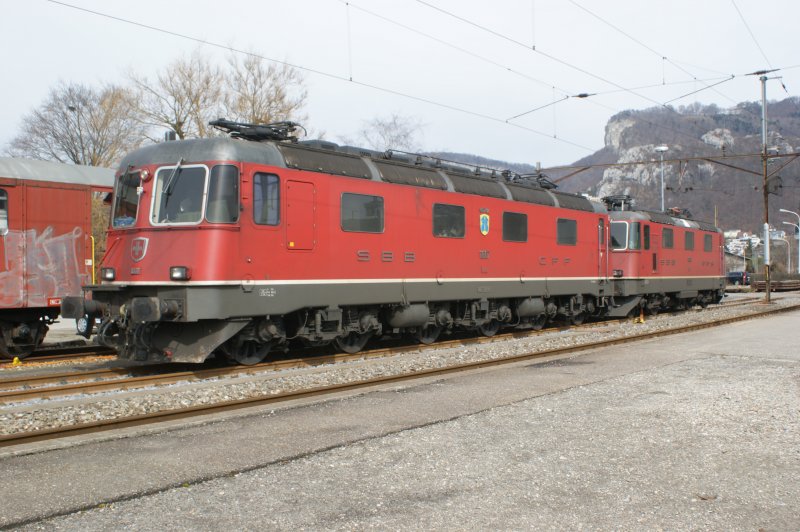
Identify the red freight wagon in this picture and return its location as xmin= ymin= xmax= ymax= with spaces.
xmin=0 ymin=158 xmax=114 ymax=358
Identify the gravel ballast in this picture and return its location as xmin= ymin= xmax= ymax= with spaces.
xmin=1 ymin=294 xmax=797 ymax=436
xmin=10 ymin=307 xmax=800 ymax=530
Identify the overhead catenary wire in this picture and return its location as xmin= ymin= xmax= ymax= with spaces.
xmin=412 ymin=0 xmax=796 ymax=160
xmin=567 ymin=0 xmax=744 ymax=106
xmin=730 ymin=0 xmax=774 ymax=70
xmin=415 ymin=0 xmax=673 ymax=109
xmin=344 ymin=0 xmax=746 ymax=153
xmin=565 ymin=0 xmax=788 ymax=130
xmin=42 ymin=0 xmax=798 ymax=166
xmin=408 ymin=1 xmax=759 ymax=154
xmin=45 ymin=0 xmax=594 ymax=152
xmin=344 ymin=0 xmax=730 ymax=119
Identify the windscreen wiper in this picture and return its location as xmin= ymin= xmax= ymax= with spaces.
xmin=162 ymin=158 xmax=184 ymax=212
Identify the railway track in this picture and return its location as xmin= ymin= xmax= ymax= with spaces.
xmin=0 ymin=318 xmax=620 ymax=404
xmin=2 ymin=300 xmax=798 ymax=448
xmin=0 ymin=344 xmax=116 ymax=367
xmin=0 ymin=293 xmax=763 ymax=374
xmin=0 ymin=295 xmax=778 ymax=404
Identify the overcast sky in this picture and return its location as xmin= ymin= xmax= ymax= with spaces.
xmin=2 ymin=0 xmax=798 ymax=168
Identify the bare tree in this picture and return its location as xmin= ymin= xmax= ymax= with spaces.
xmin=358 ymin=113 xmax=424 ymax=152
xmin=6 ymin=82 xmax=142 ymax=167
xmin=222 ymin=53 xmax=308 ymax=125
xmin=130 ymin=51 xmax=224 ymax=140
xmin=7 ymin=50 xmax=311 ymax=164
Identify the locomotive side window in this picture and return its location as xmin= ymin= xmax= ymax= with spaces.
xmin=703 ymin=233 xmax=713 ymax=252
xmin=0 ymin=189 xmax=7 ymax=235
xmin=433 ymin=203 xmax=465 ymax=238
xmin=502 ymin=211 xmax=527 ymax=242
xmin=151 ymin=166 xmax=206 ymax=225
xmin=341 ymin=193 xmax=384 ymax=233
xmin=628 ymin=222 xmax=641 ymax=250
xmin=556 ymin=218 xmax=577 ymax=246
xmin=685 ymin=231 xmax=695 ymax=250
xmin=254 ymin=173 xmax=280 ymax=225
xmin=662 ymin=228 xmax=674 ymax=248
xmin=610 ymin=221 xmax=627 ymax=249
xmin=643 ymin=225 xmax=650 ymax=250
xmin=206 ymin=165 xmax=239 ymax=223
xmin=111 ymin=171 xmax=141 ymax=228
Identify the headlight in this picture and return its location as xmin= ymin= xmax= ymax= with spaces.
xmin=101 ymin=267 xmax=116 ymax=281
xmin=169 ymin=266 xmax=191 ymax=281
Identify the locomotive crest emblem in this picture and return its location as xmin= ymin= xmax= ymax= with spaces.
xmin=479 ymin=213 xmax=490 ymax=236
xmin=131 ymin=237 xmax=149 ymax=262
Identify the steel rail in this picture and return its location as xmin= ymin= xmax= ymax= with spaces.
xmin=0 ymin=318 xmax=620 ymax=402
xmin=0 ymin=297 xmax=772 ymax=403
xmin=0 ymin=345 xmax=116 ymax=367
xmin=2 ymin=302 xmax=798 ymax=448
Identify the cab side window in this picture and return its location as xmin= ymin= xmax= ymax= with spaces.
xmin=628 ymin=222 xmax=641 ymax=250
xmin=254 ymin=173 xmax=280 ymax=225
xmin=206 ymin=165 xmax=240 ymax=223
xmin=704 ymin=234 xmax=713 ymax=252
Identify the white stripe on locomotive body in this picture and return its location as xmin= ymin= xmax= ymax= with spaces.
xmin=99 ymin=275 xmax=723 ymax=287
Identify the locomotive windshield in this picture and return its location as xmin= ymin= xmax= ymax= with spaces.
xmin=610 ymin=221 xmax=627 ymax=249
xmin=111 ymin=171 xmax=141 ymax=228
xmin=151 ymin=165 xmax=207 ymax=224
xmin=610 ymin=221 xmax=642 ymax=250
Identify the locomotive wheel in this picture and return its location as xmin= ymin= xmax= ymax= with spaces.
xmin=570 ymin=312 xmax=586 ymax=326
xmin=415 ymin=324 xmax=442 ymax=345
xmin=478 ymin=320 xmax=500 ymax=337
xmin=229 ymin=341 xmax=271 ymax=366
xmin=334 ymin=332 xmax=372 ymax=354
xmin=531 ymin=315 xmax=547 ymax=331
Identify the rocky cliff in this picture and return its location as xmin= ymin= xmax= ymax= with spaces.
xmin=557 ymin=98 xmax=800 ymax=231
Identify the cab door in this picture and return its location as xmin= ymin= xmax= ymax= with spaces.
xmin=285 ymin=180 xmax=315 ymax=251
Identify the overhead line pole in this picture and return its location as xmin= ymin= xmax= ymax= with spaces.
xmin=750 ymin=69 xmax=780 ymax=302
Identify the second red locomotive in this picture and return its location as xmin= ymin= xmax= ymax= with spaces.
xmin=63 ymin=121 xmax=724 ymax=364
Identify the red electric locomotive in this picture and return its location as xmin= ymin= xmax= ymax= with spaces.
xmin=605 ymin=196 xmax=724 ymax=313
xmin=63 ymin=121 xmax=724 ymax=364
xmin=0 ymin=158 xmax=114 ymax=359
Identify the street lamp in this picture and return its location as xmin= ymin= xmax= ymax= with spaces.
xmin=655 ymin=145 xmax=668 ymax=212
xmin=781 ymin=222 xmax=800 ymax=275
xmin=779 ymin=209 xmax=800 ymax=274
xmin=774 ymin=237 xmax=791 ymax=273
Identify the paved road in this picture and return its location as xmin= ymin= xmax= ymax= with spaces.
xmin=2 ymin=310 xmax=798 ymax=530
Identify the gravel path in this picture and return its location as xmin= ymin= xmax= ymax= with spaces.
xmin=2 ymin=294 xmax=797 ymax=435
xmin=14 ymin=310 xmax=800 ymax=530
